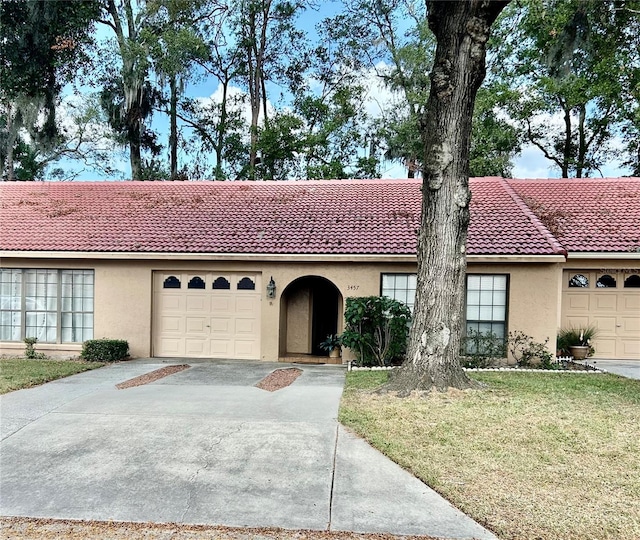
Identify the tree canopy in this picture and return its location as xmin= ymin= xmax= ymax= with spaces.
xmin=1 ymin=0 xmax=637 ymax=180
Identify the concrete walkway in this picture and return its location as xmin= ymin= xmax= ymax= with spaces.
xmin=589 ymin=358 xmax=640 ymax=380
xmin=0 ymin=359 xmax=496 ymax=540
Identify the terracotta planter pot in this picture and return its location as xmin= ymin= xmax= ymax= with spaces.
xmin=569 ymin=345 xmax=590 ymax=360
xmin=329 ymin=347 xmax=341 ymax=358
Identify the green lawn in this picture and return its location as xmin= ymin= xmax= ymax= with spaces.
xmin=0 ymin=358 xmax=105 ymax=394
xmin=339 ymin=371 xmax=640 ymax=540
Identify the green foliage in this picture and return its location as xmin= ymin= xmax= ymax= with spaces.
xmin=81 ymin=339 xmax=129 ymax=362
xmin=469 ymin=85 xmax=522 ymax=177
xmin=23 ymin=337 xmax=46 ymax=360
xmin=0 ymin=0 xmax=101 ymax=180
xmin=460 ymin=329 xmax=507 ymax=368
xmin=491 ymin=0 xmax=640 ymax=178
xmin=507 ymin=331 xmax=556 ymax=369
xmin=341 ymin=296 xmax=411 ymax=367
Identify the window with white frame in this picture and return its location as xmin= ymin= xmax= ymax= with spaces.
xmin=0 ymin=269 xmax=94 ymax=343
xmin=381 ymin=273 xmax=417 ymax=310
xmin=380 ymin=273 xmax=509 ymax=340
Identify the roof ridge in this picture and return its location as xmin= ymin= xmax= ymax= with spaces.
xmin=501 ymin=179 xmax=567 ymax=257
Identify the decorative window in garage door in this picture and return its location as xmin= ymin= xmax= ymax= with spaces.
xmin=625 ymin=275 xmax=640 ymax=288
xmin=163 ymin=276 xmax=181 ymax=288
xmin=237 ymin=277 xmax=256 ymax=290
xmin=213 ymin=277 xmax=231 ymax=289
xmin=188 ymin=276 xmax=206 ymax=289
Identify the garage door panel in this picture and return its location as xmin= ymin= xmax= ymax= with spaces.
xmin=236 ymin=317 xmax=258 ymax=332
xmin=210 ymin=340 xmax=232 ymax=356
xmin=185 ymin=317 xmax=208 ymax=334
xmin=159 ymin=316 xmax=183 ymax=333
xmin=566 ymin=294 xmax=589 ymax=310
xmin=185 ymin=295 xmax=209 ymax=312
xmin=157 ymin=338 xmax=183 ymax=355
xmin=212 ymin=295 xmax=232 ymax=312
xmin=594 ymin=339 xmax=616 ymax=357
xmin=594 ymin=295 xmax=617 ymax=311
xmin=153 ymin=271 xmax=260 ymax=359
xmin=592 ymin=316 xmax=616 ymax=334
xmin=211 ymin=317 xmax=232 ymax=333
xmin=160 ymin=295 xmax=183 ymax=311
xmin=622 ymin=340 xmax=640 ymax=356
xmin=185 ymin=339 xmax=207 ymax=355
xmin=236 ymin=295 xmax=260 ymax=312
xmin=622 ymin=317 xmax=640 ymax=333
xmin=566 ymin=315 xmax=590 ymax=327
xmin=234 ymin=340 xmax=257 ymax=357
xmin=621 ymin=294 xmax=640 ymax=310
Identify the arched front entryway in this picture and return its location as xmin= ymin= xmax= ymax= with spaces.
xmin=279 ymin=276 xmax=343 ymax=363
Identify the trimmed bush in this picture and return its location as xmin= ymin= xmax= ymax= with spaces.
xmin=81 ymin=339 xmax=129 ymax=362
xmin=24 ymin=337 xmax=47 ymax=360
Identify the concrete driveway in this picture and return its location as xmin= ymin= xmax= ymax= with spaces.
xmin=589 ymin=358 xmax=640 ymax=380
xmin=0 ymin=359 xmax=495 ymax=539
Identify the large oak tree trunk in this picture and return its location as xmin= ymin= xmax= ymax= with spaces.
xmin=384 ymin=0 xmax=510 ymax=395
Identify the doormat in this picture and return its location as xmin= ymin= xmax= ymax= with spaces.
xmin=116 ymin=364 xmax=190 ymax=389
xmin=255 ymin=367 xmax=302 ymax=392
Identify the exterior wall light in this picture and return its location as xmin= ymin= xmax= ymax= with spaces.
xmin=266 ymin=276 xmax=276 ymax=299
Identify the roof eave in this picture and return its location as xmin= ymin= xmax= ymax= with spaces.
xmin=1 ymin=250 xmax=566 ymax=263
xmin=566 ymin=251 xmax=640 ymax=260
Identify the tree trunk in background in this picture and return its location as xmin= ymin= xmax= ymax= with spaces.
xmin=384 ymin=0 xmax=510 ymax=395
xmin=169 ymin=74 xmax=178 ymax=179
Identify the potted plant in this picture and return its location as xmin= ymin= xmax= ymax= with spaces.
xmin=557 ymin=326 xmax=598 ymax=360
xmin=319 ymin=334 xmax=342 ymax=358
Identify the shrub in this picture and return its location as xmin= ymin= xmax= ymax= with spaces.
xmin=341 ymin=296 xmax=411 ymax=366
xmin=24 ymin=337 xmax=47 ymax=360
xmin=460 ymin=329 xmax=506 ymax=368
xmin=508 ymin=331 xmax=556 ymax=369
xmin=81 ymin=339 xmax=129 ymax=362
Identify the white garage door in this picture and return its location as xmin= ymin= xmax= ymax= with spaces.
xmin=153 ymin=272 xmax=261 ymax=359
xmin=562 ymin=270 xmax=640 ymax=359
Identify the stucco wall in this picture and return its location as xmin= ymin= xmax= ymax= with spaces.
xmin=1 ymin=256 xmax=562 ymax=362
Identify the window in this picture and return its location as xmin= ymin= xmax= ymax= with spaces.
xmin=381 ymin=272 xmax=509 ymax=340
xmin=0 ymin=269 xmax=94 ymax=343
xmin=596 ymin=274 xmax=616 ymax=288
xmin=465 ymin=275 xmax=508 ymax=341
xmin=163 ymin=276 xmax=181 ymax=289
xmin=381 ymin=273 xmax=417 ymax=310
xmin=237 ymin=277 xmax=255 ymax=290
xmin=212 ymin=277 xmax=231 ymax=290
xmin=624 ymin=274 xmax=640 ymax=288
xmin=569 ymin=274 xmax=589 ymax=287
xmin=187 ymin=276 xmax=205 ymax=289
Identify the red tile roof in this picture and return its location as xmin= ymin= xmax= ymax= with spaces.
xmin=507 ymin=178 xmax=640 ymax=253
xmin=0 ymin=177 xmax=635 ymax=256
